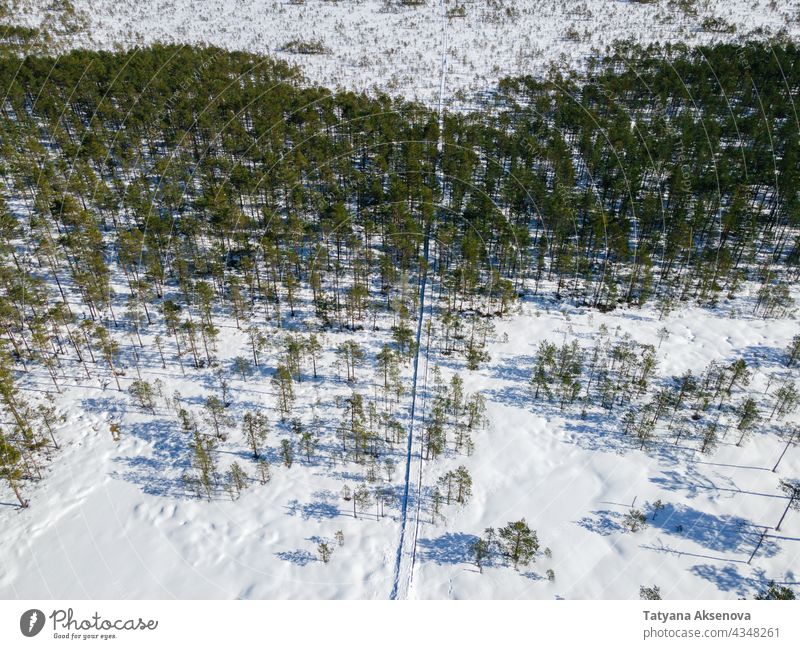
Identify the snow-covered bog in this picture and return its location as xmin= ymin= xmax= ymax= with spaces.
xmin=7 ymin=0 xmax=800 ymax=105
xmin=1 ymin=0 xmax=799 ymax=602
xmin=1 ymin=279 xmax=798 ymax=599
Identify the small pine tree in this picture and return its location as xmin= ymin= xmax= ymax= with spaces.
xmin=786 ymin=335 xmax=800 ymax=367
xmin=190 ymin=430 xmax=217 ymax=501
xmin=700 ymin=421 xmax=719 ymax=454
xmin=453 ymin=465 xmax=473 ymax=504
xmin=129 ymin=379 xmax=156 ymax=413
xmin=755 ymin=581 xmax=796 ymax=600
xmin=624 ymin=508 xmax=647 ymax=532
xmin=498 ymin=519 xmax=539 ymax=570
xmin=256 ymin=459 xmax=271 ymax=485
xmin=280 ymin=439 xmax=293 ymax=468
xmin=354 ymin=484 xmax=372 ymax=518
xmin=640 ymin=585 xmax=662 ymax=600
xmin=233 ymin=356 xmax=251 ymax=381
xmin=204 ymin=395 xmax=233 ymax=439
xmin=650 ymin=499 xmax=665 ymax=520
xmin=318 ymin=542 xmax=332 ymax=563
xmin=242 ymin=411 xmax=269 ymax=459
xmin=735 ymin=397 xmax=759 ymax=446
xmin=0 ymin=432 xmax=27 ymax=507
xmin=472 ymin=537 xmax=489 ymax=573
xmin=226 ymin=462 xmax=249 ymax=500
xmin=272 ymin=365 xmax=295 ymax=419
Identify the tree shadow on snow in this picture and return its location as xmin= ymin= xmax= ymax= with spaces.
xmin=651 ymin=503 xmax=780 ymax=557
xmin=284 ymin=497 xmax=340 ymax=521
xmin=417 ymin=532 xmax=479 ymax=565
xmin=652 ymin=468 xmax=789 ymax=502
xmin=689 ymin=564 xmax=760 ymax=598
xmin=576 ymin=509 xmax=625 ymax=536
xmin=275 ymin=549 xmax=316 ymax=566
xmin=107 ymin=417 xmax=193 ymax=498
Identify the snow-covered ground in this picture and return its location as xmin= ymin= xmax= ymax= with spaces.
xmin=1 ymin=277 xmax=798 ymax=599
xmin=2 ymin=0 xmax=799 ymax=603
xmin=7 ymin=0 xmax=800 ymax=104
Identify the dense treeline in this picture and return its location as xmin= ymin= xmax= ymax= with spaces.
xmin=486 ymin=41 xmax=800 ymax=311
xmin=0 ymin=42 xmax=797 ymax=324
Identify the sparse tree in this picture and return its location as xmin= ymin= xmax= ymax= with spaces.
xmin=775 ymin=479 xmax=800 ymax=531
xmin=624 ymin=508 xmax=647 ymax=532
xmin=280 ymin=438 xmax=294 ymax=468
xmin=498 ymin=519 xmax=539 ymax=569
xmin=640 ymin=585 xmax=662 ymax=600
xmin=272 ymin=365 xmax=295 ymax=419
xmin=0 ymin=432 xmax=27 ymax=507
xmin=242 ymin=411 xmax=269 ymax=459
xmin=318 ymin=542 xmax=332 ymax=563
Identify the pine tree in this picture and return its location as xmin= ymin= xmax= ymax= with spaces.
xmin=755 ymin=581 xmax=796 ymax=600
xmin=280 ymin=439 xmax=293 ymax=468
xmin=233 ymin=356 xmax=251 ymax=381
xmin=624 ymin=508 xmax=647 ymax=532
xmin=0 ymin=431 xmax=27 ymax=507
xmin=242 ymin=411 xmax=269 ymax=459
xmin=93 ymin=324 xmax=122 ymax=391
xmin=735 ymin=397 xmax=759 ymax=446
xmin=225 ymin=462 xmax=249 ymax=500
xmin=300 ymin=429 xmax=318 ymax=463
xmin=786 ymin=335 xmax=800 ymax=367
xmin=640 ymin=585 xmax=662 ymax=600
xmin=453 ymin=465 xmax=473 ymax=504
xmin=204 ymin=396 xmax=233 ymax=439
xmin=271 ymin=365 xmax=295 ymax=419
xmin=472 ymin=537 xmax=489 ymax=573
xmin=775 ymin=479 xmax=800 ymax=531
xmin=771 ymin=382 xmax=798 ymax=420
xmin=700 ymin=420 xmax=719 ymax=454
xmin=336 ymin=340 xmax=365 ymax=383
xmin=353 ymin=483 xmax=372 ymax=519
xmin=317 ymin=542 xmax=332 ymax=563
xmin=498 ymin=519 xmax=539 ymax=569
xmin=256 ymin=459 xmax=271 ymax=485
xmin=129 ymin=379 xmax=156 ymax=413
xmin=305 ymin=334 xmax=322 ymax=378
xmin=656 ymin=327 xmax=670 ymax=349
xmin=189 ymin=430 xmax=217 ymax=501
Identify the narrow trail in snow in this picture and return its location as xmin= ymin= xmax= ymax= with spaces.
xmin=389 ymin=0 xmax=448 ymax=601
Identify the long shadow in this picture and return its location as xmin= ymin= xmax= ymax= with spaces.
xmin=738 ymin=344 xmax=787 ymax=369
xmin=486 ymin=353 xmax=536 ymax=383
xmin=640 ymin=542 xmax=748 ymax=564
xmin=106 ymin=413 xmax=194 ymax=498
xmin=417 ymin=532 xmax=479 ymax=565
xmin=284 ymin=495 xmax=341 ymax=521
xmin=576 ymin=509 xmax=625 ymax=536
xmin=275 ymin=549 xmax=316 ymax=566
xmin=579 ymin=504 xmax=781 ymax=559
xmin=652 ymin=503 xmax=780 ymax=557
xmin=692 ymin=460 xmax=771 ymax=472
xmin=689 ymin=564 xmax=758 ymax=598
xmin=652 ymin=468 xmax=790 ymax=501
